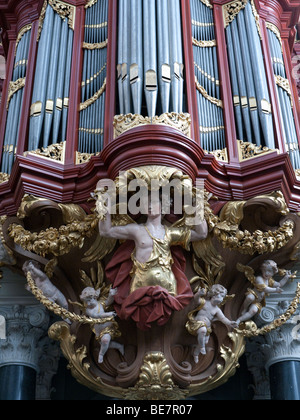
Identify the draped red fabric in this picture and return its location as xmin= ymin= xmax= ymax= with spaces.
xmin=105 ymin=241 xmax=193 ymax=330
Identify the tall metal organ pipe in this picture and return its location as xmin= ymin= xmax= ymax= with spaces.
xmin=190 ymin=0 xmax=225 ymax=153
xmin=78 ymin=0 xmax=108 ymax=155
xmin=116 ymin=0 xmax=185 ymax=118
xmin=267 ymin=25 xmax=300 ymax=170
xmin=1 ymin=26 xmax=31 ymax=174
xmin=224 ymin=1 xmax=275 ymax=150
xmin=28 ymin=3 xmax=74 ymax=152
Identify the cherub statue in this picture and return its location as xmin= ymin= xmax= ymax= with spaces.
xmin=23 ymin=260 xmax=68 ymax=310
xmin=79 ymin=286 xmax=124 ymax=364
xmin=186 ymin=284 xmax=238 ymax=362
xmin=236 ymin=260 xmax=294 ymax=325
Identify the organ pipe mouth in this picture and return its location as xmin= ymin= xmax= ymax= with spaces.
xmin=161 ymin=64 xmax=171 ymax=84
xmin=145 ymin=70 xmax=158 ymax=91
xmin=130 ymin=64 xmax=139 ymax=84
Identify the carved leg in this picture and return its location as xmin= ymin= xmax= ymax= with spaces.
xmin=109 ymin=340 xmax=125 ymax=356
xmin=98 ymin=333 xmax=111 ymax=364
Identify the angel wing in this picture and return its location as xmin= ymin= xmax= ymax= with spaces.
xmin=236 ymin=263 xmax=256 ymax=286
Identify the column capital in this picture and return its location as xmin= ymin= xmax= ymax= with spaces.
xmin=256 ymin=278 xmax=300 ymax=369
xmin=0 ymin=304 xmax=50 ymax=371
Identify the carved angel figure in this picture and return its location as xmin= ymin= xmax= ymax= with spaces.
xmin=79 ymin=286 xmax=124 ymax=364
xmin=96 ymin=179 xmax=208 ymax=330
xmin=186 ymin=284 xmax=238 ymax=362
xmin=236 ymin=260 xmax=294 ymax=325
xmin=23 ymin=260 xmax=68 ymax=309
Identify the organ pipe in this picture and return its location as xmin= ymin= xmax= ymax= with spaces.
xmin=78 ymin=0 xmax=108 ymax=155
xmin=28 ymin=1 xmax=74 ymax=152
xmin=267 ymin=24 xmax=300 ymax=170
xmin=116 ymin=0 xmax=185 ymax=118
xmin=1 ymin=26 xmax=31 ymax=174
xmin=190 ymin=0 xmax=225 ymax=153
xmin=224 ymin=1 xmax=275 ymax=150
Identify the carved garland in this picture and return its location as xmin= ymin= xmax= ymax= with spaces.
xmin=236 ymin=283 xmax=300 ymax=337
xmin=26 ymin=271 xmax=114 ymax=325
xmin=8 ymin=214 xmax=98 ymax=258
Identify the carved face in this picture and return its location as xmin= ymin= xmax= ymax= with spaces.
xmin=147 ymin=195 xmax=161 ymax=217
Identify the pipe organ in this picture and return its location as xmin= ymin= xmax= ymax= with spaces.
xmin=0 ymin=0 xmax=299 ymax=178
xmin=190 ymin=0 xmax=224 ymax=153
xmin=117 ymin=0 xmax=185 ymax=118
xmin=78 ymin=0 xmax=108 ymax=154
xmin=28 ymin=1 xmax=74 ymax=153
xmin=224 ymin=1 xmax=275 ymax=150
xmin=267 ymin=23 xmax=300 ymax=170
xmin=1 ymin=26 xmax=31 ymax=174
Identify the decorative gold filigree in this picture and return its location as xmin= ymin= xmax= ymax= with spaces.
xmin=0 ymin=173 xmax=10 ymax=184
xmin=275 ymin=75 xmax=293 ymax=105
xmin=49 ymin=0 xmax=76 ymax=30
xmin=223 ymin=0 xmax=248 ymax=27
xmin=266 ymin=22 xmax=283 ymax=51
xmin=207 ymin=148 xmax=228 ymax=162
xmin=250 ymin=0 xmax=262 ymax=40
xmin=192 ymin=38 xmax=217 ymax=48
xmin=80 ymin=78 xmax=106 ymax=111
xmin=113 ymin=113 xmax=192 ymax=139
xmin=37 ymin=0 xmax=48 ymax=41
xmin=83 ymin=40 xmax=108 ymax=50
xmin=125 ymin=352 xmax=188 ymax=400
xmin=25 ymin=142 xmax=66 ymax=162
xmin=7 ymin=78 xmax=26 ymax=110
xmin=75 ymin=151 xmax=101 ymax=165
xmin=15 ymin=24 xmax=32 ymax=54
xmin=237 ymin=140 xmax=277 ymax=160
xmin=195 ymin=76 xmax=223 ymax=108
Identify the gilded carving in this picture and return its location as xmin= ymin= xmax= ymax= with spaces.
xmin=25 ymin=141 xmax=66 ymax=162
xmin=125 ymin=352 xmax=189 ymax=400
xmin=113 ymin=113 xmax=192 ymax=138
xmin=223 ymin=0 xmax=248 ymax=28
xmin=7 ymin=78 xmax=26 ymax=110
xmin=237 ymin=140 xmax=277 ymax=161
xmin=4 ymin=167 xmax=300 ymax=400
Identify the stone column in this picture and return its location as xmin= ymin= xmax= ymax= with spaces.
xmin=0 ymin=304 xmax=50 ymax=400
xmin=247 ymin=275 xmax=300 ymax=400
xmin=0 ymin=266 xmax=60 ymax=400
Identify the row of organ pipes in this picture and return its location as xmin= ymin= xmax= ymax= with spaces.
xmin=267 ymin=25 xmax=300 ymax=169
xmin=1 ymin=27 xmax=31 ymax=174
xmin=117 ymin=0 xmax=184 ymax=117
xmin=28 ymin=3 xmax=74 ymax=153
xmin=78 ymin=0 xmax=108 ymax=154
xmin=190 ymin=0 xmax=225 ymax=153
xmin=1 ymin=0 xmax=300 ymax=174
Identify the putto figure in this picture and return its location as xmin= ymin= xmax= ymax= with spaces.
xmin=23 ymin=260 xmax=69 ymax=310
xmin=97 ymin=180 xmax=208 ymax=330
xmin=79 ymin=286 xmax=124 ymax=364
xmin=236 ymin=260 xmax=294 ymax=325
xmin=186 ymin=284 xmax=238 ymax=362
